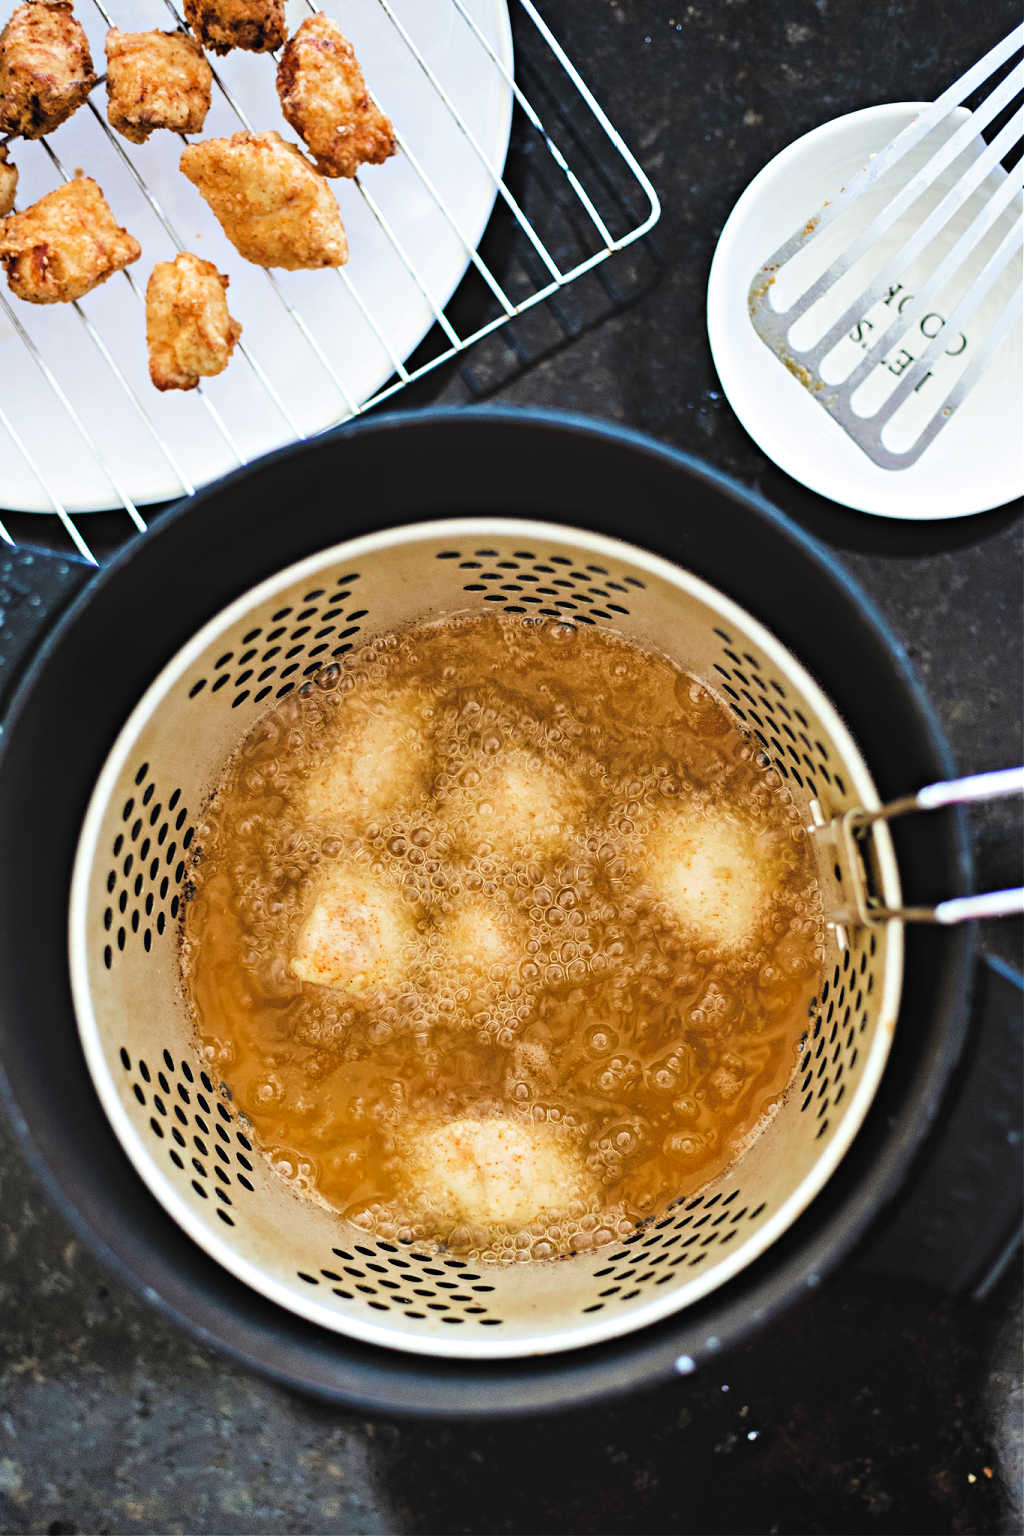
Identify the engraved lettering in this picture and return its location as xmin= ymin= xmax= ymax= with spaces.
xmin=886 ymin=349 xmax=915 ymax=377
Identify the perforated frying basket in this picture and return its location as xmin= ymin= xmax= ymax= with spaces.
xmin=69 ymin=515 xmax=904 ymax=1362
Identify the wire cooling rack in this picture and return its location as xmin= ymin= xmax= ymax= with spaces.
xmin=0 ymin=0 xmax=660 ymax=564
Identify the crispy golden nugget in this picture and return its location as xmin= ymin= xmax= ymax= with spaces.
xmin=183 ymin=0 xmax=284 ymax=56
xmin=105 ymin=28 xmax=212 ymax=145
xmin=146 ymin=251 xmax=241 ymax=391
xmin=0 ymin=146 xmax=17 ymax=217
xmin=179 ymin=130 xmax=348 ymax=270
xmin=0 ymin=0 xmax=96 ymax=139
xmin=0 ymin=174 xmax=140 ymax=303
xmin=277 ymin=14 xmax=396 ymax=180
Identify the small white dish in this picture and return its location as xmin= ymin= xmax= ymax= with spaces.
xmin=707 ymin=103 xmax=1024 ymax=520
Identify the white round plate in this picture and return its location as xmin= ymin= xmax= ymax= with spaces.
xmin=0 ymin=0 xmax=513 ymax=514
xmin=707 ymin=103 xmax=1024 ymax=520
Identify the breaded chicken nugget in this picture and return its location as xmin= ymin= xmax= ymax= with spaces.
xmin=291 ymin=864 xmax=418 ymax=997
xmin=643 ymin=805 xmax=779 ymax=954
xmin=0 ymin=147 xmax=17 ymax=217
xmin=105 ymin=28 xmax=212 ymax=145
xmin=146 ymin=251 xmax=241 ymax=391
xmin=179 ymin=130 xmax=348 ymax=270
xmin=184 ymin=0 xmax=285 ymax=56
xmin=441 ymin=747 xmax=587 ymax=863
xmin=438 ymin=896 xmax=522 ymax=981
xmin=301 ymin=687 xmax=435 ymax=833
xmin=0 ymin=0 xmax=96 ymax=139
xmin=398 ymin=1117 xmax=595 ymax=1230
xmin=0 ymin=175 xmax=140 ymax=303
xmin=277 ymin=14 xmax=396 ymax=180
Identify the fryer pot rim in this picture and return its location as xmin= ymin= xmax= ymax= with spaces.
xmin=0 ymin=405 xmax=972 ymax=1417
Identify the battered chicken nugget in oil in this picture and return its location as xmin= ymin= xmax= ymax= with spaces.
xmin=0 ymin=174 xmax=140 ymax=304
xmin=397 ymin=1118 xmax=596 ymax=1232
xmin=179 ymin=130 xmax=349 ymax=271
xmin=146 ymin=251 xmax=241 ymax=392
xmin=0 ymin=147 xmax=17 ymax=218
xmin=277 ymin=14 xmax=397 ymax=180
xmin=105 ymin=28 xmax=212 ymax=145
xmin=0 ymin=0 xmax=96 ymax=139
xmin=184 ymin=0 xmax=285 ymax=56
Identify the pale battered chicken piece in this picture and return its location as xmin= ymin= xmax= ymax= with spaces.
xmin=179 ymin=131 xmax=349 ymax=271
xmin=302 ymin=688 xmax=434 ymax=833
xmin=146 ymin=252 xmax=241 ymax=392
xmin=439 ymin=896 xmax=521 ymax=980
xmin=441 ymin=747 xmax=587 ymax=862
xmin=643 ymin=806 xmax=776 ymax=954
xmin=0 ymin=147 xmax=17 ymax=218
xmin=291 ymin=864 xmax=418 ymax=997
xmin=0 ymin=0 xmax=95 ymax=138
xmin=276 ymin=14 xmax=397 ymax=180
xmin=0 ymin=175 xmax=140 ymax=304
xmin=105 ymin=28 xmax=212 ymax=145
xmin=184 ymin=0 xmax=285 ymax=56
xmin=398 ymin=1117 xmax=595 ymax=1230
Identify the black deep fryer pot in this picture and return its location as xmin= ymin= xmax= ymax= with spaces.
xmin=0 ymin=407 xmax=1019 ymax=1416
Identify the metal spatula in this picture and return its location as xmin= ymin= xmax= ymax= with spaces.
xmin=748 ymin=26 xmax=1024 ymax=471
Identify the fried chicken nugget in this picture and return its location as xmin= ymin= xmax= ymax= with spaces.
xmin=0 ymin=147 xmax=17 ymax=217
xmin=0 ymin=174 xmax=140 ymax=304
xmin=179 ymin=130 xmax=348 ymax=270
xmin=105 ymin=28 xmax=212 ymax=145
xmin=0 ymin=0 xmax=96 ymax=139
xmin=277 ymin=14 xmax=397 ymax=180
xmin=184 ymin=0 xmax=285 ymax=56
xmin=146 ymin=252 xmax=241 ymax=392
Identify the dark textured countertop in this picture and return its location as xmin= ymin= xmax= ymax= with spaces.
xmin=1 ymin=1 xmax=1021 ymax=1533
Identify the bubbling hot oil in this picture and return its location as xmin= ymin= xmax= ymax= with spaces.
xmin=181 ymin=614 xmax=824 ymax=1263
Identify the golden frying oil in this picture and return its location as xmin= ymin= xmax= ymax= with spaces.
xmin=181 ymin=614 xmax=824 ymax=1262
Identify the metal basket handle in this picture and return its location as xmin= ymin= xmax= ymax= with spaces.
xmin=836 ymin=767 xmax=1024 ymax=925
